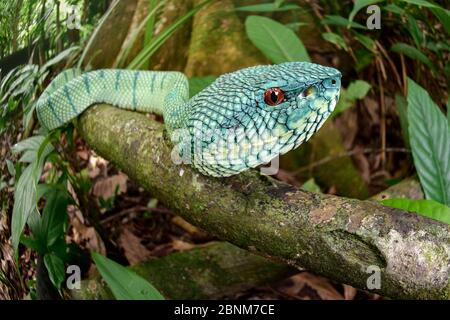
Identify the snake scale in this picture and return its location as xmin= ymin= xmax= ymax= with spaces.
xmin=36 ymin=62 xmax=341 ymax=177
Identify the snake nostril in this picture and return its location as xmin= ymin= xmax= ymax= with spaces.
xmin=331 ymin=79 xmax=336 ymax=85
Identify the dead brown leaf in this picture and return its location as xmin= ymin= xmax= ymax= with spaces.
xmin=343 ymin=284 xmax=358 ymax=300
xmin=92 ymin=172 xmax=128 ymax=199
xmin=118 ymin=227 xmax=151 ymax=265
xmin=295 ymin=273 xmax=344 ymax=300
xmin=70 ymin=215 xmax=106 ymax=255
xmin=88 ymin=153 xmax=109 ymax=179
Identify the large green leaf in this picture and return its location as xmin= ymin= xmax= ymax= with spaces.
xmin=407 ymin=78 xmax=450 ymax=205
xmin=381 ymin=198 xmax=450 ymax=224
xmin=245 ymin=15 xmax=310 ymax=63
xmin=391 ymin=43 xmax=435 ymax=71
xmin=92 ymin=252 xmax=164 ymax=300
xmin=348 ymin=0 xmax=384 ymax=24
xmin=11 ymin=136 xmax=54 ymax=254
xmin=44 ymin=253 xmax=66 ymax=289
xmin=11 ymin=165 xmax=38 ymax=255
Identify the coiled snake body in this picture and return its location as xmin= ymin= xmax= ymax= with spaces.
xmin=36 ymin=62 xmax=341 ymax=177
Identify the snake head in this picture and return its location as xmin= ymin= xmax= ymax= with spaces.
xmin=185 ymin=62 xmax=341 ymax=177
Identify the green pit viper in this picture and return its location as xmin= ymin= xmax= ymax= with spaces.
xmin=36 ymin=62 xmax=341 ymax=177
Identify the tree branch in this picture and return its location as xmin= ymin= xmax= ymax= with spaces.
xmin=76 ymin=105 xmax=450 ymax=299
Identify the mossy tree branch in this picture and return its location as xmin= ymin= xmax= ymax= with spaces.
xmin=76 ymin=105 xmax=450 ymax=300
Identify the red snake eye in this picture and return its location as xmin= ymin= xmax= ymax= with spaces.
xmin=264 ymin=87 xmax=285 ymax=106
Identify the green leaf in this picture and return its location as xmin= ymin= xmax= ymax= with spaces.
xmin=27 ymin=209 xmax=43 ymax=242
xmin=189 ymin=76 xmax=216 ymax=98
xmin=398 ymin=0 xmax=440 ymax=9
xmin=322 ymin=15 xmax=366 ymax=29
xmin=381 ymin=198 xmax=450 ymax=224
xmin=391 ymin=43 xmax=435 ymax=71
xmin=348 ymin=0 xmax=384 ymax=24
xmin=41 ymin=46 xmax=79 ymax=72
xmin=44 ymin=253 xmax=65 ymax=289
xmin=11 ymin=136 xmax=54 ymax=255
xmin=11 ymin=165 xmax=38 ymax=254
xmin=395 ymin=94 xmax=410 ymax=148
xmin=355 ymin=49 xmax=374 ymax=71
xmin=144 ymin=0 xmax=159 ymax=45
xmin=354 ymin=32 xmax=376 ymax=52
xmin=12 ymin=135 xmax=45 ymax=155
xmin=346 ymin=80 xmax=372 ymax=100
xmin=20 ymin=235 xmax=45 ymax=253
xmin=407 ymin=78 xmax=450 ymax=205
xmin=301 ymin=178 xmax=322 ymax=193
xmin=235 ymin=3 xmax=301 ymax=12
xmin=284 ymin=22 xmax=308 ymax=32
xmin=332 ymin=80 xmax=371 ymax=117
xmin=41 ymin=187 xmax=71 ymax=247
xmin=384 ymin=3 xmax=405 ymax=15
xmin=322 ymin=32 xmax=348 ymax=50
xmin=245 ymin=16 xmax=310 ymax=63
xmin=92 ymin=252 xmax=164 ymax=300
xmin=6 ymin=159 xmax=15 ymax=176
xmin=430 ymin=7 xmax=450 ymax=35
xmin=0 ymin=178 xmax=6 ymax=192
xmin=407 ymin=15 xmax=423 ymax=47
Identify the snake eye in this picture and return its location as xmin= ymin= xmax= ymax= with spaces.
xmin=264 ymin=87 xmax=284 ymax=106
